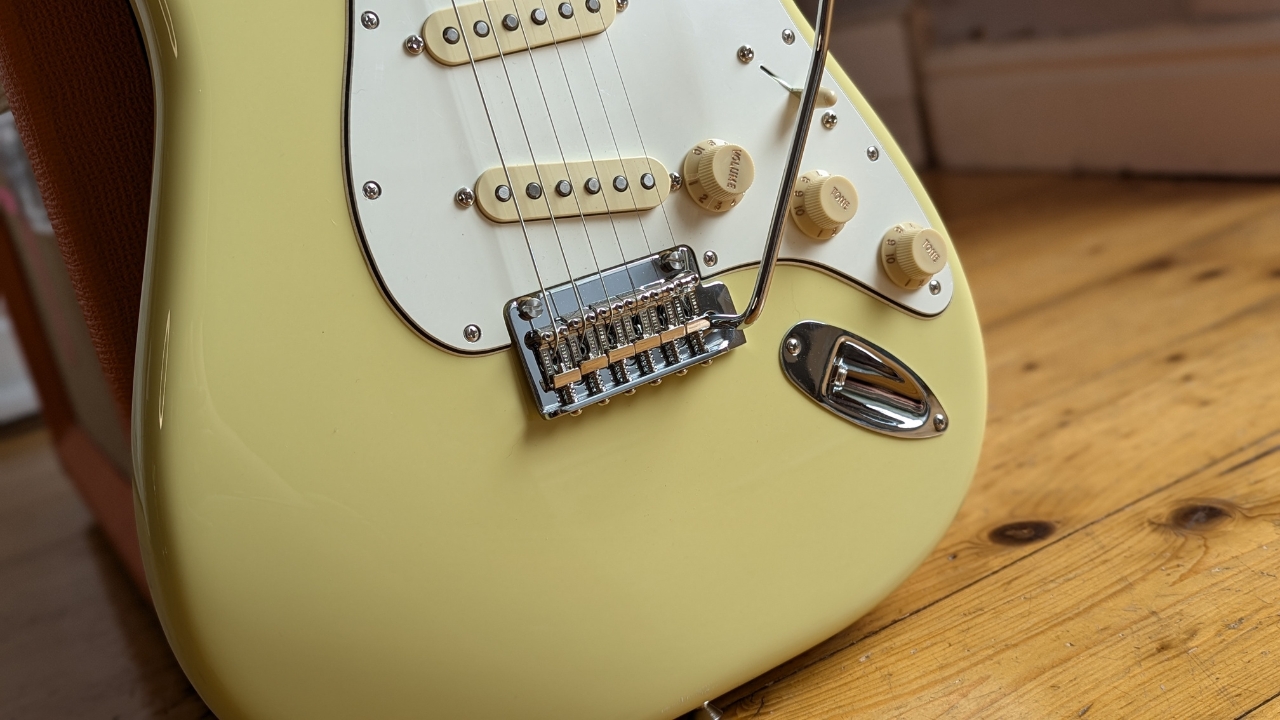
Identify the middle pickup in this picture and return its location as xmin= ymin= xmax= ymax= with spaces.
xmin=474 ymin=157 xmax=671 ymax=224
xmin=424 ymin=0 xmax=618 ymax=67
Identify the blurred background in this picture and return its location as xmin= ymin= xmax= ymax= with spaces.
xmin=2 ymin=1 xmax=1279 ymax=718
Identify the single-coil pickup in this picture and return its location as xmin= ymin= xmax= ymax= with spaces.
xmin=424 ymin=0 xmax=616 ymax=67
xmin=474 ymin=157 xmax=670 ymax=224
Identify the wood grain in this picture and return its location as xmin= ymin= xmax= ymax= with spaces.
xmin=715 ymin=174 xmax=1280 ymax=718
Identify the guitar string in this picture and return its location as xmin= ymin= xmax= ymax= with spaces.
xmin=473 ymin=0 xmax=591 ymax=323
xmin=448 ymin=0 xmax=564 ymax=334
xmin=532 ymin=1 xmax=642 ymax=299
xmin=565 ymin=10 xmax=658 ymax=261
xmin=600 ymin=28 xmax=680 ymax=252
xmin=506 ymin=2 xmax=615 ymax=307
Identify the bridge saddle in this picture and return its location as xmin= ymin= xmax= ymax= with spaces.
xmin=505 ymin=246 xmax=746 ymax=418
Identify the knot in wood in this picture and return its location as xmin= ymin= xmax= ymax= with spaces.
xmin=989 ymin=520 xmax=1055 ymax=546
xmin=1169 ymin=503 xmax=1232 ymax=531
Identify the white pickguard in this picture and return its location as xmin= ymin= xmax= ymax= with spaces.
xmin=346 ymin=0 xmax=953 ymax=353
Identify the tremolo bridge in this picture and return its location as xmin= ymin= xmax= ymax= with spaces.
xmin=505 ymin=246 xmax=745 ymax=418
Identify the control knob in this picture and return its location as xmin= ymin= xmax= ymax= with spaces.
xmin=789 ymin=170 xmax=858 ymax=240
xmin=880 ymin=222 xmax=949 ymax=290
xmin=683 ymin=139 xmax=755 ymax=213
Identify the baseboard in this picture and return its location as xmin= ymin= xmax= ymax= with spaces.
xmin=924 ymin=19 xmax=1280 ymax=176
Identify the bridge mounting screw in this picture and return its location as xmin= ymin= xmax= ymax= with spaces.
xmin=404 ymin=34 xmax=425 ymax=54
xmin=517 ymin=297 xmax=545 ymax=321
xmin=782 ymin=29 xmax=796 ymax=45
xmin=661 ymin=251 xmax=686 ymax=273
xmin=669 ymin=172 xmax=683 ymax=192
xmin=934 ymin=413 xmax=948 ymax=432
xmin=738 ymin=45 xmax=755 ymax=64
xmin=455 ymin=187 xmax=475 ymax=207
xmin=703 ymin=250 xmax=718 ymax=268
xmin=464 ymin=325 xmax=482 ymax=343
xmin=362 ymin=181 xmax=382 ymax=200
xmin=784 ymin=337 xmax=802 ymax=357
xmin=929 ymin=279 xmax=942 ymax=295
xmin=822 ymin=111 xmax=838 ymax=129
xmin=867 ymin=146 xmax=881 ymax=161
xmin=361 ymin=11 xmax=380 ymax=29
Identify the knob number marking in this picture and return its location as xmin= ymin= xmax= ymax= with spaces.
xmin=880 ymin=223 xmax=949 ymax=290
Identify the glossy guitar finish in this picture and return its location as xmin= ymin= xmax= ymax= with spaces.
xmin=129 ymin=1 xmax=987 ymax=718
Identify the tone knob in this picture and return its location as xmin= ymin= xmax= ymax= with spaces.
xmin=683 ymin=139 xmax=755 ymax=213
xmin=789 ymin=170 xmax=858 ymax=240
xmin=880 ymin=223 xmax=949 ymax=290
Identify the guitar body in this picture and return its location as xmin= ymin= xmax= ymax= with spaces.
xmin=129 ymin=1 xmax=986 ymax=718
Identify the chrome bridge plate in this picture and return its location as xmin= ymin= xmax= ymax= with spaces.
xmin=505 ymin=246 xmax=746 ymax=419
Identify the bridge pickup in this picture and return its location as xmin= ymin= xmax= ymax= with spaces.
xmin=424 ymin=0 xmax=617 ymax=67
xmin=475 ymin=156 xmax=670 ymax=224
xmin=505 ymin=246 xmax=746 ymax=419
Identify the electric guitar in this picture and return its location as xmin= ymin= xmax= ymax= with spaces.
xmin=128 ymin=0 xmax=986 ymax=717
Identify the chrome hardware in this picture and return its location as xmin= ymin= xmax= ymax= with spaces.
xmin=613 ymin=175 xmax=629 ymax=192
xmin=455 ymin=187 xmax=476 ymax=207
xmin=361 ymin=11 xmax=380 ymax=29
xmin=584 ymin=177 xmax=602 ymax=195
xmin=693 ymin=702 xmax=725 ymax=720
xmin=822 ymin=111 xmax=838 ymax=129
xmin=867 ymin=146 xmax=880 ymax=161
xmin=495 ymin=184 xmax=513 ymax=202
xmin=526 ymin=182 xmax=543 ymax=200
xmin=517 ymin=296 xmax=544 ymax=321
xmin=506 ymin=246 xmax=746 ymax=419
xmin=443 ymin=26 xmax=461 ymax=44
xmin=555 ymin=180 xmax=573 ymax=198
xmin=616 ymin=0 xmax=628 ymax=10
xmin=669 ymin=172 xmax=683 ymax=192
xmin=586 ymin=0 xmax=602 ymax=12
xmin=558 ymin=2 xmax=574 ymax=19
xmin=929 ymin=279 xmax=942 ymax=295
xmin=640 ymin=173 xmax=656 ymax=190
xmin=362 ymin=181 xmax=382 ymax=200
xmin=703 ymin=250 xmax=718 ymax=267
xmin=782 ymin=28 xmax=796 ymax=45
xmin=780 ymin=321 xmax=948 ymax=438
xmin=464 ymin=324 xmax=482 ymax=343
xmin=709 ymin=0 xmax=835 ymax=330
xmin=531 ymin=7 xmax=548 ymax=24
xmin=738 ymin=45 xmax=755 ymax=64
xmin=404 ymin=35 xmax=426 ymax=54
xmin=502 ymin=13 xmax=520 ymax=31
xmin=473 ymin=20 xmax=491 ymax=38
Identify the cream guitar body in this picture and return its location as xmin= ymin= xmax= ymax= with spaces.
xmin=129 ymin=0 xmax=986 ymax=718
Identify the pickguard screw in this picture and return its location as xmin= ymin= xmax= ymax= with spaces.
xmin=361 ymin=11 xmax=380 ymax=29
xmin=784 ymin=337 xmax=802 ymax=357
xmin=669 ymin=172 xmax=683 ymax=192
xmin=822 ymin=111 xmax=838 ymax=129
xmin=616 ymin=0 xmax=628 ymax=10
xmin=362 ymin=181 xmax=382 ymax=200
xmin=517 ymin=296 xmax=545 ymax=320
xmin=867 ymin=146 xmax=881 ymax=161
xmin=934 ymin=413 xmax=949 ymax=432
xmin=464 ymin=325 xmax=482 ymax=343
xmin=703 ymin=250 xmax=718 ymax=267
xmin=455 ymin=187 xmax=475 ymax=207
xmin=929 ymin=279 xmax=942 ymax=295
xmin=782 ymin=29 xmax=796 ymax=45
xmin=738 ymin=45 xmax=755 ymax=63
xmin=404 ymin=35 xmax=425 ymax=54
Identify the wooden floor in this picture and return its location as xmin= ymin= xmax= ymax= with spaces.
xmin=4 ymin=172 xmax=1280 ymax=718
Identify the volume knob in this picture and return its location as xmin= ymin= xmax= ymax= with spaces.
xmin=880 ymin=222 xmax=949 ymax=290
xmin=790 ymin=170 xmax=858 ymax=240
xmin=684 ymin=140 xmax=755 ymax=213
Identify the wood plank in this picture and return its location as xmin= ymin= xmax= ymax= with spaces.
xmin=0 ymin=425 xmax=209 ymax=719
xmin=724 ymin=429 xmax=1280 ymax=717
xmin=713 ymin=175 xmax=1280 ymax=711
